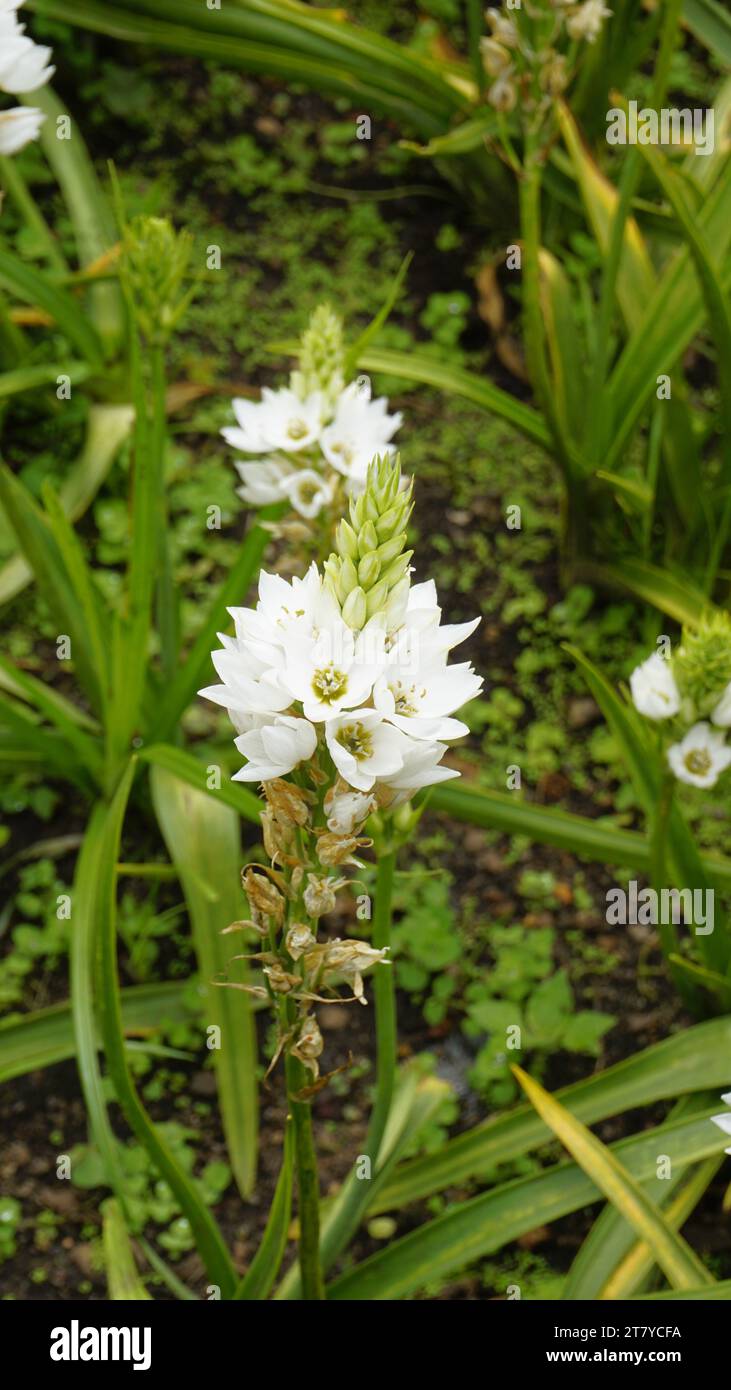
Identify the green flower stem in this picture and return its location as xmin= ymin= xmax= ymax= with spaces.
xmin=649 ymin=771 xmax=700 ymax=1012
xmin=0 ymin=157 xmax=68 ymax=277
xmin=285 ymin=1047 xmax=324 ymax=1301
xmin=649 ymin=772 xmax=679 ymax=962
xmin=364 ymin=845 xmax=398 ymax=1155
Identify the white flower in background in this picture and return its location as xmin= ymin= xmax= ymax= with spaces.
xmin=667 ymin=723 xmax=731 ymax=789
xmin=232 ymin=715 xmax=317 ymax=783
xmin=0 ymin=103 xmax=43 ymax=154
xmin=281 ymin=467 xmax=335 ymax=520
xmin=233 ymin=458 xmax=296 ymax=508
xmin=566 ymin=0 xmax=612 ymax=44
xmin=223 ymin=388 xmax=323 ymax=455
xmin=222 ymin=306 xmax=403 ymax=521
xmin=0 ymin=1 xmax=54 ymax=157
xmin=712 ymin=681 xmax=731 ymax=728
xmin=629 ymin=652 xmax=681 ymax=721
xmin=711 ymin=1092 xmax=731 ymax=1155
xmin=325 ymin=709 xmax=409 ymax=792
xmin=320 ymin=381 xmax=402 ymax=488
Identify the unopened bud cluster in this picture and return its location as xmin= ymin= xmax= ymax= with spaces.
xmin=120 ymin=215 xmax=195 ymax=345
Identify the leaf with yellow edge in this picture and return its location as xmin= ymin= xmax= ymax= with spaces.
xmin=557 ymin=101 xmax=655 ymax=334
xmin=512 ymin=1065 xmax=714 ymax=1292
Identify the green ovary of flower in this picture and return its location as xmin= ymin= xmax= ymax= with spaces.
xmin=336 ymin=722 xmax=373 ymax=761
xmin=685 ymin=749 xmax=712 ymax=777
xmin=312 ymin=664 xmax=348 ymax=703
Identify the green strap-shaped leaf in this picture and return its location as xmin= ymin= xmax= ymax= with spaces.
xmin=0 ymin=248 xmax=103 ymax=363
xmin=0 ymin=404 xmax=134 ymax=608
xmin=33 ymin=85 xmax=125 ymax=353
xmin=140 ymin=744 xmax=261 ymax=824
xmin=92 ymin=762 xmax=237 ymax=1296
xmin=151 ymin=763 xmax=259 ymax=1198
xmin=235 ymin=1124 xmax=293 ymax=1300
xmin=427 ymin=780 xmax=731 ymax=891
xmin=0 ymin=981 xmax=192 ymax=1085
xmin=513 ymin=1066 xmax=713 ymax=1292
xmin=372 ymin=1015 xmax=731 ymax=1211
xmin=0 ymin=461 xmax=104 ymax=714
xmin=562 ymin=1093 xmax=718 ymax=1299
xmin=329 ymin=1106 xmax=724 ymax=1300
xmin=572 ymin=558 xmax=715 ymax=628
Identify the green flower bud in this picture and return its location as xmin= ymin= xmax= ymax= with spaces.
xmin=358 ymin=520 xmax=378 ymax=555
xmin=341 ymin=586 xmax=367 ymax=629
xmin=337 ymin=519 xmax=359 ymax=562
xmin=121 ymin=215 xmax=195 ymax=345
xmin=329 ymin=454 xmax=414 ymax=629
xmin=358 ymin=551 xmax=381 ymax=588
xmin=338 ymin=556 xmax=359 ymax=600
xmin=380 ymin=551 xmax=413 ymax=588
xmin=365 ymin=578 xmax=390 ymax=619
xmin=375 ymin=532 xmax=407 ymax=567
xmin=375 ymin=505 xmax=406 ymax=542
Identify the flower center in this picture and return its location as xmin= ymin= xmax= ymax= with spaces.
xmin=312 ymin=664 xmax=348 ymax=703
xmin=685 ymin=749 xmax=712 ymax=776
xmin=391 ymin=680 xmax=422 ymax=717
xmin=287 ymin=418 xmax=309 ymax=441
xmin=329 ymin=440 xmax=353 ymax=463
xmin=336 ymin=722 xmax=373 ymax=761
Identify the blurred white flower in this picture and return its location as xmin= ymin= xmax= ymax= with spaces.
xmin=630 ymin=651 xmax=681 ymax=720
xmin=223 ymin=387 xmax=324 ymax=454
xmin=320 ymin=381 xmax=402 ymax=488
xmin=0 ymin=103 xmax=43 ymax=153
xmin=0 ymin=1 xmax=54 ymax=157
xmin=712 ymin=681 xmax=731 ymax=728
xmin=281 ymin=467 xmax=334 ymax=520
xmin=566 ymin=0 xmax=612 ymax=43
xmin=711 ymin=1092 xmax=731 ymax=1155
xmin=234 ymin=457 xmax=296 ymax=508
xmin=667 ymin=722 xmax=731 ymax=789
